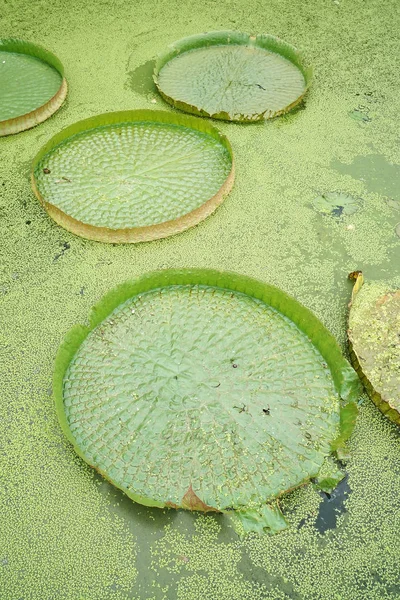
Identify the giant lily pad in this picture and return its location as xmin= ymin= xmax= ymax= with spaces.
xmin=154 ymin=31 xmax=312 ymax=122
xmin=0 ymin=38 xmax=67 ymax=136
xmin=31 ymin=110 xmax=234 ymax=243
xmin=55 ymin=270 xmax=360 ymax=534
xmin=348 ymin=271 xmax=400 ymax=425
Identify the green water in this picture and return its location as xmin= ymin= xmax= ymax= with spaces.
xmin=0 ymin=0 xmax=399 ymax=598
xmin=127 ymin=59 xmax=157 ymax=97
xmin=332 ymin=153 xmax=400 ymax=199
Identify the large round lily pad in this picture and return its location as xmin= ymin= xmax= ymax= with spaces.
xmin=31 ymin=110 xmax=234 ymax=243
xmin=348 ymin=272 xmax=400 ymax=425
xmin=0 ymin=38 xmax=67 ymax=136
xmin=154 ymin=31 xmax=312 ymax=122
xmin=55 ymin=270 xmax=359 ymax=534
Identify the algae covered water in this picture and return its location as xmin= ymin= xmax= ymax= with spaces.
xmin=0 ymin=0 xmax=399 ymax=598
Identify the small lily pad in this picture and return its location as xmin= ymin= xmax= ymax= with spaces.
xmin=313 ymin=456 xmax=345 ymax=494
xmin=385 ymin=199 xmax=400 ymax=210
xmin=31 ymin=110 xmax=234 ymax=243
xmin=349 ymin=107 xmax=372 ymax=124
xmin=0 ymin=38 xmax=67 ymax=136
xmin=154 ymin=31 xmax=312 ymax=122
xmin=313 ymin=192 xmax=360 ymax=217
xmin=348 ymin=271 xmax=400 ymax=425
xmin=55 ymin=270 xmax=360 ymax=534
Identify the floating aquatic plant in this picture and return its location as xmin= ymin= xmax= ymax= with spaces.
xmin=313 ymin=191 xmax=360 ymax=217
xmin=55 ymin=269 xmax=360 ymax=535
xmin=348 ymin=271 xmax=400 ymax=425
xmin=154 ymin=31 xmax=312 ymax=122
xmin=31 ymin=110 xmax=234 ymax=243
xmin=0 ymin=38 xmax=67 ymax=136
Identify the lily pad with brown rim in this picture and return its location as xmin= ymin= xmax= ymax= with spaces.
xmin=154 ymin=31 xmax=312 ymax=122
xmin=0 ymin=38 xmax=67 ymax=136
xmin=348 ymin=271 xmax=400 ymax=425
xmin=31 ymin=110 xmax=234 ymax=243
xmin=54 ymin=269 xmax=360 ymax=535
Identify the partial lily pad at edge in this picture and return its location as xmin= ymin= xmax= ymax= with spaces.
xmin=348 ymin=271 xmax=400 ymax=425
xmin=0 ymin=38 xmax=67 ymax=136
xmin=55 ymin=270 xmax=360 ymax=535
xmin=154 ymin=31 xmax=312 ymax=122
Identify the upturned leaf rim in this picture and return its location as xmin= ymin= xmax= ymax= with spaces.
xmin=54 ymin=269 xmax=360 ymax=512
xmin=153 ymin=30 xmax=313 ymax=122
xmin=0 ymin=38 xmax=67 ymax=136
xmin=31 ymin=109 xmax=235 ymax=243
xmin=347 ymin=271 xmax=400 ymax=426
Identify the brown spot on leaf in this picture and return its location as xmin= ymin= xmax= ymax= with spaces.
xmin=376 ymin=290 xmax=400 ymax=307
xmin=181 ymin=484 xmax=219 ymax=512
